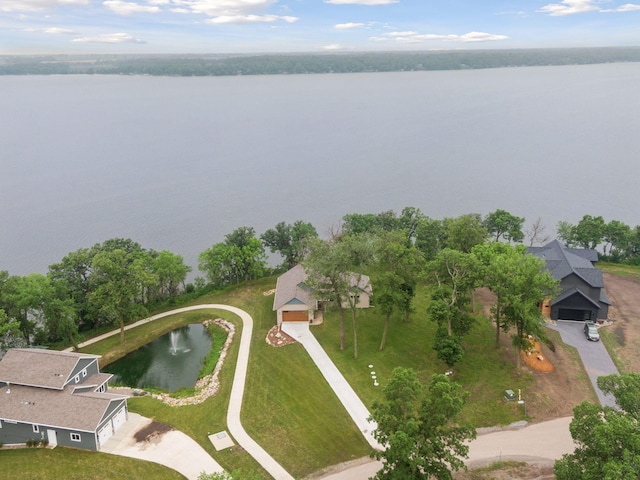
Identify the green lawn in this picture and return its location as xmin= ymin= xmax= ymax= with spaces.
xmin=313 ymin=285 xmax=532 ymax=428
xmin=0 ymin=448 xmax=184 ymax=480
xmin=598 ymin=261 xmax=640 ymax=279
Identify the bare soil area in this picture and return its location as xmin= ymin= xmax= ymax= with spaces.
xmin=475 ymin=288 xmax=596 ymax=423
xmin=602 ymin=272 xmax=640 ymax=373
xmin=454 ymin=461 xmax=555 ymax=480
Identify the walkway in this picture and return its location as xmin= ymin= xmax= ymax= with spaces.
xmin=281 ymin=322 xmax=382 ymax=451
xmin=72 ymin=304 xmax=294 ymax=480
xmin=548 ymin=320 xmax=619 ymax=408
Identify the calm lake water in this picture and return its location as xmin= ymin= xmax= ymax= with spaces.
xmin=103 ymin=324 xmax=212 ymax=392
xmin=1 ymin=63 xmax=640 ymax=276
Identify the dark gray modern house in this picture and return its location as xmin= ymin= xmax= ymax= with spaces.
xmin=528 ymin=240 xmax=610 ymax=321
xmin=0 ymin=348 xmax=128 ymax=451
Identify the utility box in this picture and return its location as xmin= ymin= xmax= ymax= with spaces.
xmin=504 ymin=389 xmax=515 ymax=401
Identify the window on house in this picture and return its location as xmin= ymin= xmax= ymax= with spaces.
xmin=0 ymin=420 xmax=3 ymax=428
xmin=82 ymin=368 xmax=87 ymax=378
xmin=74 ymin=375 xmax=80 ymax=384
xmin=71 ymin=433 xmax=81 ymax=442
xmin=33 ymin=424 xmax=39 ymax=433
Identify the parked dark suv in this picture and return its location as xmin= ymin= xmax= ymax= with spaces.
xmin=584 ymin=322 xmax=600 ymax=341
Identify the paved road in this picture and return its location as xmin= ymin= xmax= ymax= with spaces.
xmin=318 ymin=416 xmax=576 ymax=480
xmin=548 ymin=320 xmax=619 ymax=408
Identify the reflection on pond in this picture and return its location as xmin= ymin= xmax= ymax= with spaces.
xmin=103 ymin=324 xmax=212 ymax=392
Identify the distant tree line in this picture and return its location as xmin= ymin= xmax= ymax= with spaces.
xmin=557 ymin=215 xmax=640 ymax=264
xmin=2 ymin=47 xmax=640 ymax=76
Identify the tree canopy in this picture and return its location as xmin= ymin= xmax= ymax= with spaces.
xmin=260 ymin=220 xmax=317 ymax=270
xmin=483 ymin=209 xmax=525 ymax=243
xmin=370 ymin=367 xmax=476 ymax=479
xmin=555 ymin=373 xmax=640 ymax=480
xmin=199 ymin=227 xmax=267 ymax=287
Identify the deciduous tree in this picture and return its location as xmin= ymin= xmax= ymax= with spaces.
xmin=261 ymin=220 xmax=317 ymax=270
xmin=555 ymin=373 xmax=640 ymax=480
xmin=484 ymin=209 xmax=525 ymax=243
xmin=90 ymin=249 xmax=156 ymax=343
xmin=442 ymin=214 xmax=487 ymax=253
xmin=199 ymin=227 xmax=267 ymax=287
xmin=370 ymin=368 xmax=475 ymax=479
xmin=574 ymin=214 xmax=606 ymax=250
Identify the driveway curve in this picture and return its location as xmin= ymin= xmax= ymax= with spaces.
xmin=548 ymin=320 xmax=619 ymax=408
xmin=70 ymin=304 xmax=295 ymax=480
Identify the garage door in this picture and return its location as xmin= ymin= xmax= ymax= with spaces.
xmin=558 ymin=308 xmax=592 ymax=321
xmin=112 ymin=407 xmax=127 ymax=432
xmin=282 ymin=311 xmax=308 ymax=322
xmin=97 ymin=422 xmax=113 ymax=446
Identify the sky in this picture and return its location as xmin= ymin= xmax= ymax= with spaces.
xmin=1 ymin=0 xmax=639 ymax=54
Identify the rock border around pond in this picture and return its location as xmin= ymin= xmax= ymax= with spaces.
xmin=150 ymin=318 xmax=235 ymax=407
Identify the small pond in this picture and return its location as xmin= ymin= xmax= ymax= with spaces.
xmin=103 ymin=324 xmax=213 ymax=392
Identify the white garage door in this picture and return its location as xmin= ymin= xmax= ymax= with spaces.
xmin=112 ymin=407 xmax=127 ymax=432
xmin=97 ymin=422 xmax=113 ymax=446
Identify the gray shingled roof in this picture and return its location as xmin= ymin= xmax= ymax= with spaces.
xmin=528 ymin=240 xmax=602 ymax=287
xmin=273 ymin=264 xmax=372 ymax=311
xmin=551 ymin=287 xmax=602 ymax=308
xmin=0 ymin=383 xmax=126 ymax=432
xmin=0 ymin=349 xmax=100 ymax=390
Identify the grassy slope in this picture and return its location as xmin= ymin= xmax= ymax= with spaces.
xmin=313 ymin=285 xmax=532 ymax=428
xmin=0 ymin=448 xmax=184 ymax=480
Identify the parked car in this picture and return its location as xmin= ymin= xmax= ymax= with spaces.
xmin=584 ymin=322 xmax=600 ymax=341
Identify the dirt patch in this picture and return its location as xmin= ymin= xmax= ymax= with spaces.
xmin=602 ymin=272 xmax=640 ymax=372
xmin=475 ymin=288 xmax=596 ymax=422
xmin=266 ymin=325 xmax=297 ymax=347
xmin=521 ymin=341 xmax=555 ymax=373
xmin=134 ymin=420 xmax=173 ymax=444
xmin=454 ymin=461 xmax=555 ymax=480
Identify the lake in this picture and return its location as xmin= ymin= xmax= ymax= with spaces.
xmin=103 ymin=323 xmax=212 ymax=392
xmin=1 ymin=63 xmax=639 ymax=277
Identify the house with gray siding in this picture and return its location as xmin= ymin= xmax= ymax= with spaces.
xmin=273 ymin=264 xmax=372 ymax=326
xmin=528 ymin=240 xmax=610 ymax=321
xmin=0 ymin=348 xmax=128 ymax=451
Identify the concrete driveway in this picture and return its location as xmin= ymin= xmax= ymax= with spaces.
xmin=548 ymin=321 xmax=619 ymax=408
xmin=101 ymin=412 xmax=224 ymax=480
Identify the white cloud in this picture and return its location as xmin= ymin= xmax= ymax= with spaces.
xmin=539 ymin=0 xmax=640 ymax=15
xmin=322 ymin=43 xmax=345 ymax=50
xmin=72 ymin=32 xmax=146 ymax=43
xmin=187 ymin=0 xmax=278 ymax=17
xmin=369 ymin=36 xmax=388 ymax=41
xmin=334 ymin=22 xmax=365 ymax=29
xmin=383 ymin=30 xmax=508 ymax=43
xmin=384 ymin=31 xmax=418 ymax=37
xmin=43 ymin=27 xmax=78 ymax=34
xmin=457 ymin=31 xmax=510 ymax=42
xmin=615 ymin=3 xmax=640 ymax=11
xmin=539 ymin=0 xmax=603 ymax=16
xmin=207 ymin=13 xmax=297 ymax=23
xmin=0 ymin=0 xmax=88 ymax=12
xmin=325 ymin=0 xmax=397 ymax=4
xmin=103 ymin=1 xmax=161 ymax=14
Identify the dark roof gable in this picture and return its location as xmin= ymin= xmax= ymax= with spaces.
xmin=528 ymin=240 xmax=602 ymax=288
